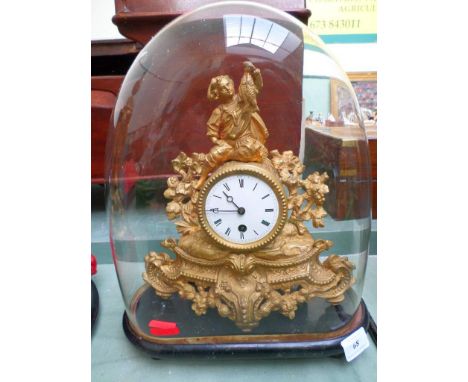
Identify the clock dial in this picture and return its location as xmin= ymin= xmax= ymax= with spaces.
xmin=198 ymin=164 xmax=287 ymax=251
xmin=204 ymin=174 xmax=280 ymax=245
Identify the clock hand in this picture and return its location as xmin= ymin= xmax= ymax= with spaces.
xmin=222 ymin=191 xmax=240 ymax=208
xmin=205 ymin=208 xmax=239 ymax=213
xmin=221 ymin=191 xmax=246 ymax=215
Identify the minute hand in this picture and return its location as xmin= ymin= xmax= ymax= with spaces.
xmin=206 ymin=208 xmax=239 ymax=213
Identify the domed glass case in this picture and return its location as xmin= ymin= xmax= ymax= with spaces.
xmin=106 ymin=1 xmax=371 ymax=359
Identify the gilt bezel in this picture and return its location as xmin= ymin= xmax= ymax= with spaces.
xmin=197 ymin=162 xmax=287 ymax=251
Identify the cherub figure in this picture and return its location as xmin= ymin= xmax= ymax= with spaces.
xmin=195 ymin=62 xmax=269 ymax=189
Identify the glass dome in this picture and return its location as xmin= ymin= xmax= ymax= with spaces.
xmin=106 ymin=1 xmax=371 ymax=357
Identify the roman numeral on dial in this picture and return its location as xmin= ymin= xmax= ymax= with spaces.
xmin=225 ymin=227 xmax=231 ymax=236
xmin=238 ymin=178 xmax=244 ymax=188
xmin=223 ymin=183 xmax=230 ymax=191
xmin=261 ymin=220 xmax=270 ymax=226
xmin=214 ymin=219 xmax=222 ymax=226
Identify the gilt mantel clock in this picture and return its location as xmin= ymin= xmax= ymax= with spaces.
xmin=107 ymin=1 xmax=371 ymax=359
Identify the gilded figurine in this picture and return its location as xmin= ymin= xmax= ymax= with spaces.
xmin=195 ymin=62 xmax=268 ymax=189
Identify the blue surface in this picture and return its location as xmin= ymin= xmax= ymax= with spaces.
xmin=320 ymin=34 xmax=377 ymax=44
xmin=91 ymin=202 xmax=377 ymax=381
xmin=91 ymin=257 xmax=376 ymax=382
xmin=91 ymin=209 xmax=377 ymax=264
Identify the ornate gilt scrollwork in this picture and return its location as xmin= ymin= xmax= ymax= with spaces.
xmin=143 ymin=62 xmax=355 ymax=332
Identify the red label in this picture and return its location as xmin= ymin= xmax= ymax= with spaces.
xmin=149 ymin=327 xmax=180 ymax=336
xmin=148 ymin=320 xmax=180 ymax=336
xmin=91 ymin=255 xmax=97 ymax=275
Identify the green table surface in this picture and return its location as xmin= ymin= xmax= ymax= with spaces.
xmin=91 ymin=256 xmax=376 ymax=382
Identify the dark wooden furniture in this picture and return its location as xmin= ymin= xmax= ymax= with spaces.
xmin=91 ymin=76 xmax=124 ymax=184
xmin=304 ymin=126 xmax=377 ymax=220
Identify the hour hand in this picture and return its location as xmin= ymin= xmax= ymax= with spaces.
xmin=221 ymin=192 xmax=245 ymax=215
xmin=222 ymin=191 xmax=239 ymax=208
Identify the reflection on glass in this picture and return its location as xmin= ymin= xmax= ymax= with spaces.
xmin=303 ymin=47 xmax=347 ymax=82
xmin=224 ymin=14 xmax=289 ymax=54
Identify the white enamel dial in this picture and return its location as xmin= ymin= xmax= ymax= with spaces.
xmin=203 ymin=174 xmax=280 ymax=245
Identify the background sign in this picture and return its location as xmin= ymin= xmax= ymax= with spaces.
xmin=306 ymin=0 xmax=377 ymax=43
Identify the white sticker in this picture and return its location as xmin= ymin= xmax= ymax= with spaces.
xmin=340 ymin=327 xmax=369 ymax=362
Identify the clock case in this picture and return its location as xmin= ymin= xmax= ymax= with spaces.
xmin=106 ymin=1 xmax=372 ymax=359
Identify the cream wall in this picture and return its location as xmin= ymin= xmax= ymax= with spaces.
xmin=326 ymin=43 xmax=377 ymax=73
xmin=91 ymin=0 xmax=124 ymax=40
